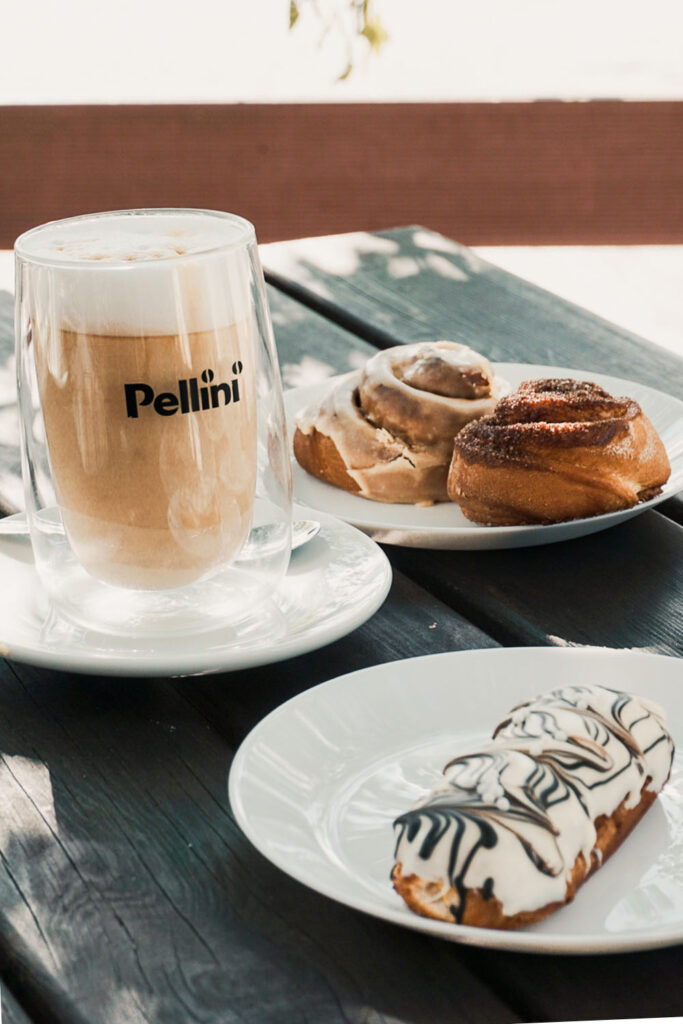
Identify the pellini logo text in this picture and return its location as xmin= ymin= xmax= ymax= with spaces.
xmin=125 ymin=363 xmax=244 ymax=418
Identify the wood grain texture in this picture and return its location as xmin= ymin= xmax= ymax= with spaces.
xmin=175 ymin=571 xmax=497 ymax=749
xmin=0 ymin=227 xmax=681 ymax=1024
xmin=391 ymin=513 xmax=683 ymax=655
xmin=454 ymin=942 xmax=683 ymax=1022
xmin=0 ymin=294 xmax=511 ymax=1024
xmin=0 ymin=590 xmax=507 ymax=1024
xmin=0 ymin=913 xmax=89 ymax=1024
xmin=1 ymin=102 xmax=682 ymax=249
xmin=0 ymin=289 xmax=18 ymax=516
xmin=1 ymin=986 xmax=34 ymax=1024
xmin=262 ymin=226 xmax=683 ymax=399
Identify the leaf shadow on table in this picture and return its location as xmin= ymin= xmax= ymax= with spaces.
xmin=0 ymin=639 xmax=516 ymax=1024
xmin=0 ymin=229 xmax=681 ymax=1019
xmin=264 ymin=225 xmax=683 ymax=397
xmin=0 ymin=665 xmax=386 ymax=1024
xmin=1 ymin=588 xmax=681 ymax=1023
xmin=267 ymin=284 xmax=376 ymax=391
xmin=0 ymin=290 xmax=20 ymax=515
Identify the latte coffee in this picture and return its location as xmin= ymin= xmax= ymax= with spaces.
xmin=25 ymin=212 xmax=258 ymax=590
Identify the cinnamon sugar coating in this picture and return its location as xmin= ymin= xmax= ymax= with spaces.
xmin=448 ymin=378 xmax=670 ymax=524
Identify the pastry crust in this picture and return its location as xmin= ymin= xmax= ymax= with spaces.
xmin=448 ymin=378 xmax=670 ymax=525
xmin=392 ymin=786 xmax=657 ymax=929
xmin=293 ymin=341 xmax=508 ymax=504
xmin=293 ymin=424 xmax=361 ymax=495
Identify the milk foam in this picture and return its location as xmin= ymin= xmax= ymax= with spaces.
xmin=18 ymin=211 xmax=254 ymax=335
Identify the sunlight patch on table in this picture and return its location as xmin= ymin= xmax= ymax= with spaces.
xmin=423 ymin=252 xmax=470 ymax=281
xmin=0 ymin=470 xmax=22 ymax=511
xmin=0 ymin=755 xmax=61 ymax=968
xmin=0 ymin=407 xmax=19 ymax=446
xmin=282 ymin=355 xmax=337 ymax=389
xmin=0 ymin=754 xmax=58 ymax=839
xmin=385 ymin=256 xmax=420 ymax=279
xmin=264 ymin=231 xmax=399 ymax=281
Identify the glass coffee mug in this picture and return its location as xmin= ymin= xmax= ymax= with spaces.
xmin=15 ymin=209 xmax=292 ymax=634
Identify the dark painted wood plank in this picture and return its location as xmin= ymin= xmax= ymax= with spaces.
xmin=455 ymin=942 xmax=683 ymax=1023
xmin=0 ymin=914 xmax=89 ymax=1024
xmin=176 ymin=571 xmax=497 ymax=749
xmin=0 ymin=583 xmax=512 ymax=1024
xmin=262 ymin=226 xmax=683 ymax=398
xmin=1 ymin=986 xmax=34 ymax=1024
xmin=659 ymin=494 xmax=683 ymax=526
xmin=391 ymin=512 xmax=683 ymax=655
xmin=0 ymin=280 xmax=513 ymax=1021
xmin=2 ymin=102 xmax=683 ymax=248
xmin=264 ymin=227 xmax=683 ymax=651
xmin=0 ymin=289 xmax=18 ymax=516
xmin=268 ymin=283 xmax=375 ymax=388
xmin=0 ymin=242 xmax=678 ymax=1024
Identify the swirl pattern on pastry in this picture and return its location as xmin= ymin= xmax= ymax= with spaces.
xmin=293 ymin=341 xmax=508 ymax=504
xmin=392 ymin=685 xmax=674 ymax=929
xmin=447 ymin=378 xmax=671 ymax=524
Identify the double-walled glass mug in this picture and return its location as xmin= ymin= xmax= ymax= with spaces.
xmin=15 ymin=209 xmax=292 ymax=635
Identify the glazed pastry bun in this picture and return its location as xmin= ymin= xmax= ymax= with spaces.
xmin=293 ymin=341 xmax=508 ymax=504
xmin=448 ymin=378 xmax=671 ymax=525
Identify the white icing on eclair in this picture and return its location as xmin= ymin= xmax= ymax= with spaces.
xmin=393 ymin=686 xmax=674 ymax=920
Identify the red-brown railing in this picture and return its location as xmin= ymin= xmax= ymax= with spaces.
xmin=1 ymin=102 xmax=682 ymax=246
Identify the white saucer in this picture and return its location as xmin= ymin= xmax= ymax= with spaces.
xmin=0 ymin=506 xmax=392 ymax=677
xmin=229 ymin=647 xmax=683 ymax=954
xmin=285 ymin=364 xmax=683 ymax=549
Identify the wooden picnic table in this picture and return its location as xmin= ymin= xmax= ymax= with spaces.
xmin=0 ymin=226 xmax=681 ymax=1024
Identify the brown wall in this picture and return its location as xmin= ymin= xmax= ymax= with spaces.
xmin=1 ymin=102 xmax=682 ymax=247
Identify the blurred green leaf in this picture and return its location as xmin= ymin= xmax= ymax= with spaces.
xmin=288 ymin=0 xmax=388 ymax=80
xmin=360 ymin=16 xmax=387 ymax=53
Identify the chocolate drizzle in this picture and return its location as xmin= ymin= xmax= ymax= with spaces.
xmin=392 ymin=685 xmax=674 ymax=921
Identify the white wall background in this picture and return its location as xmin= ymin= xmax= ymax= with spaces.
xmin=2 ymin=0 xmax=683 ymax=104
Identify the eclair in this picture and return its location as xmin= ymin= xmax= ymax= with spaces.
xmin=392 ymin=685 xmax=674 ymax=929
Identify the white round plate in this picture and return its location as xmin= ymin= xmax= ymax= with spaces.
xmin=229 ymin=647 xmax=683 ymax=954
xmin=0 ymin=506 xmax=391 ymax=677
xmin=285 ymin=364 xmax=683 ymax=549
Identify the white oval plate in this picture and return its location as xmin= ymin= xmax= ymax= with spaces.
xmin=285 ymin=364 xmax=683 ymax=548
xmin=0 ymin=505 xmax=391 ymax=677
xmin=229 ymin=647 xmax=683 ymax=954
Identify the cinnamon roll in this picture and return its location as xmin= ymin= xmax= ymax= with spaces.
xmin=392 ymin=685 xmax=674 ymax=930
xmin=293 ymin=341 xmax=508 ymax=504
xmin=448 ymin=378 xmax=671 ymax=525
